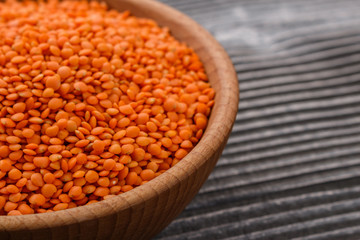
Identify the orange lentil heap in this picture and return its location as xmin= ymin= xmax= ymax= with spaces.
xmin=0 ymin=0 xmax=215 ymax=215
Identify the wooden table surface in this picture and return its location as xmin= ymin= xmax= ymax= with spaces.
xmin=155 ymin=0 xmax=360 ymax=239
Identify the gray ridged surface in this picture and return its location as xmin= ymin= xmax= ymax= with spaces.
xmin=155 ymin=0 xmax=360 ymax=239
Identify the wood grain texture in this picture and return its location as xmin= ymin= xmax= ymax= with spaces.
xmin=0 ymin=0 xmax=238 ymax=239
xmin=155 ymin=0 xmax=360 ymax=239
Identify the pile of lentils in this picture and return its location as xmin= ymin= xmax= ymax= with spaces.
xmin=0 ymin=0 xmax=214 ymax=215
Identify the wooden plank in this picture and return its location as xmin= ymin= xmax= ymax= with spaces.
xmin=156 ymin=0 xmax=360 ymax=239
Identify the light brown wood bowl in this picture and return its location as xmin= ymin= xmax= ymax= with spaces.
xmin=0 ymin=0 xmax=239 ymax=239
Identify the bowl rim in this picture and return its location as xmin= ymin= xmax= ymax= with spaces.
xmin=0 ymin=0 xmax=239 ymax=231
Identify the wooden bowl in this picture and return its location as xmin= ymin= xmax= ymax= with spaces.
xmin=0 ymin=0 xmax=239 ymax=239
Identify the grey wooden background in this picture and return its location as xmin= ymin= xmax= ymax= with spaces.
xmin=155 ymin=0 xmax=360 ymax=239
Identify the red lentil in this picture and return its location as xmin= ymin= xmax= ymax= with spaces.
xmin=0 ymin=0 xmax=214 ymax=215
